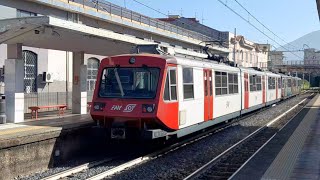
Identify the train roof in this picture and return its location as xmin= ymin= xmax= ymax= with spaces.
xmin=108 ymin=54 xmax=301 ymax=79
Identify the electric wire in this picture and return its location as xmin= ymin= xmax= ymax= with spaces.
xmin=217 ymin=0 xmax=303 ymax=60
xmin=233 ymin=0 xmax=299 ymax=51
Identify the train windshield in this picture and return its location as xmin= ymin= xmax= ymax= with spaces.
xmin=99 ymin=67 xmax=160 ymax=99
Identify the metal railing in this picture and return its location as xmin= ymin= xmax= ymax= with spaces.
xmin=24 ymin=92 xmax=72 ymax=113
xmin=274 ymin=60 xmax=320 ymax=66
xmin=67 ymin=0 xmax=213 ymax=42
xmin=24 ymin=91 xmax=94 ymax=113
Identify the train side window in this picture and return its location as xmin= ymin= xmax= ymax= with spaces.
xmin=268 ymin=77 xmax=276 ymax=89
xmin=278 ymin=78 xmax=282 ymax=89
xmin=250 ymin=75 xmax=257 ymax=91
xmin=183 ymin=68 xmax=194 ymax=99
xmin=256 ymin=76 xmax=262 ymax=91
xmin=228 ymin=73 xmax=239 ymax=94
xmin=163 ymin=68 xmax=177 ymax=101
xmin=164 ymin=73 xmax=170 ymax=101
xmin=215 ymin=71 xmax=228 ymax=95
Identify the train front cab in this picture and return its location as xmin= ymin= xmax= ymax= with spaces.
xmin=90 ymin=55 xmax=178 ymax=139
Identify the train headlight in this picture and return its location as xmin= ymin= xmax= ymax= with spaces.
xmin=93 ymin=102 xmax=106 ymax=111
xmin=129 ymin=57 xmax=136 ymax=64
xmin=142 ymin=104 xmax=155 ymax=113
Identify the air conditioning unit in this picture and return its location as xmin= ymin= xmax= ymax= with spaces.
xmin=42 ymin=72 xmax=53 ymax=83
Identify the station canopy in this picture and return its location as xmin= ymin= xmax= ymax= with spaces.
xmin=0 ymin=16 xmax=154 ymax=56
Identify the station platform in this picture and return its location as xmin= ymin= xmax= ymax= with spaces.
xmin=0 ymin=114 xmax=94 ymax=148
xmin=233 ymin=94 xmax=320 ymax=180
xmin=0 ymin=114 xmax=101 ymax=179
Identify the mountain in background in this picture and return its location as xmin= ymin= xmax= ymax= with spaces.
xmin=276 ymin=30 xmax=320 ymax=61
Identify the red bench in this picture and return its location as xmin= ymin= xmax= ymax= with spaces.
xmin=28 ymin=105 xmax=67 ymax=119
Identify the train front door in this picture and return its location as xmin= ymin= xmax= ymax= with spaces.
xmin=204 ymin=69 xmax=213 ymax=121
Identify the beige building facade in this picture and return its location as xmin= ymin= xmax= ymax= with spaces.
xmin=228 ymin=33 xmax=270 ymax=69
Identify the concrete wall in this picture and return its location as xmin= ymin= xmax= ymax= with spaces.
xmin=0 ymin=123 xmax=108 ymax=180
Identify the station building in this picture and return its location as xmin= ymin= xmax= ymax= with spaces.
xmin=158 ymin=15 xmax=270 ymax=69
xmin=0 ymin=5 xmax=110 ymax=113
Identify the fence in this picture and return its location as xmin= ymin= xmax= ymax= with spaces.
xmin=24 ymin=91 xmax=94 ymax=113
xmin=68 ymin=0 xmax=213 ymax=42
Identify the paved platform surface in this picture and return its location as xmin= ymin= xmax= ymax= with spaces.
xmin=232 ymin=94 xmax=320 ymax=180
xmin=0 ymin=114 xmax=93 ymax=149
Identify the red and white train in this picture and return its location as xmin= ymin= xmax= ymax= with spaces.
xmin=90 ymin=53 xmax=302 ymax=139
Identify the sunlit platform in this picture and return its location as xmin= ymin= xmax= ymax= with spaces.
xmin=0 ymin=114 xmax=93 ymax=148
xmin=232 ymin=94 xmax=320 ymax=180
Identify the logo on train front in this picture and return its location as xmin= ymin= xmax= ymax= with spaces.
xmin=123 ymin=104 xmax=137 ymax=112
xmin=111 ymin=105 xmax=122 ymax=111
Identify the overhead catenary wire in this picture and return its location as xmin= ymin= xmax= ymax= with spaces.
xmin=233 ymin=0 xmax=299 ymax=51
xmin=217 ymin=0 xmax=303 ymax=60
xmin=130 ymin=0 xmax=227 ymax=45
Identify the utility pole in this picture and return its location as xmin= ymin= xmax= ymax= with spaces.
xmin=233 ymin=28 xmax=237 ymax=67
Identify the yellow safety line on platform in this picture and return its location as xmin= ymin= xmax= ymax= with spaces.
xmin=0 ymin=126 xmax=53 ymax=136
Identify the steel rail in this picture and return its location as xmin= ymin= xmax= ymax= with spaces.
xmin=183 ymin=94 xmax=312 ymax=180
xmin=86 ymin=94 xmax=310 ymax=180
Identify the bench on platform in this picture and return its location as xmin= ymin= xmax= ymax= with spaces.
xmin=28 ymin=105 xmax=67 ymax=119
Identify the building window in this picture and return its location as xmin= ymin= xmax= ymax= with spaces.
xmin=87 ymin=58 xmax=100 ymax=91
xmin=228 ymin=73 xmax=239 ymax=94
xmin=164 ymin=68 xmax=177 ymax=101
xmin=215 ymin=71 xmax=228 ymax=95
xmin=183 ymin=68 xmax=194 ymax=99
xmin=23 ymin=50 xmax=37 ymax=93
xmin=250 ymin=75 xmax=262 ymax=91
xmin=17 ymin=9 xmax=37 ymax=17
xmin=268 ymin=77 xmax=276 ymax=89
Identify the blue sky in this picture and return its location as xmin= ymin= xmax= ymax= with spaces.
xmin=106 ymin=0 xmax=319 ymax=49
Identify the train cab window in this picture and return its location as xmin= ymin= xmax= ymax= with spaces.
xmin=98 ymin=67 xmax=160 ymax=99
xmin=215 ymin=71 xmax=228 ymax=95
xmin=164 ymin=68 xmax=177 ymax=101
xmin=183 ymin=68 xmax=194 ymax=99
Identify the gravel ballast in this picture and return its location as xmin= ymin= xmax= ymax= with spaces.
xmin=108 ymin=94 xmax=311 ymax=180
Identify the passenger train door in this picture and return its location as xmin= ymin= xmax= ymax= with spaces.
xmin=244 ymin=73 xmax=249 ymax=109
xmin=203 ymin=69 xmax=213 ymax=121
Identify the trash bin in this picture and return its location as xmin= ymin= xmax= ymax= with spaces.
xmin=0 ymin=94 xmax=6 ymax=124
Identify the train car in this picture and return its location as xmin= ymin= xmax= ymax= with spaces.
xmin=281 ymin=74 xmax=293 ymax=99
xmin=90 ymin=53 xmax=302 ymax=140
xmin=265 ymin=72 xmax=282 ymax=106
xmin=240 ymin=68 xmax=266 ymax=114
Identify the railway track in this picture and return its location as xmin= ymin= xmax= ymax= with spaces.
xmin=36 ymin=94 xmax=312 ymax=180
xmin=183 ymin=94 xmax=313 ymax=180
